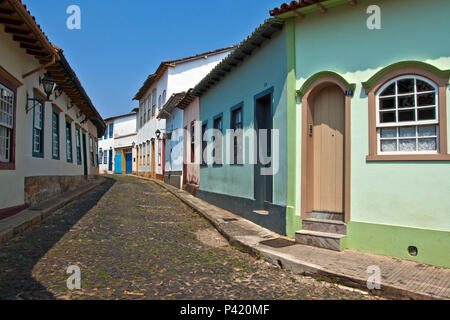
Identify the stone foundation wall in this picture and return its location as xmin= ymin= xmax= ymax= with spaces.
xmin=164 ymin=171 xmax=182 ymax=189
xmin=183 ymin=183 xmax=199 ymax=196
xmin=25 ymin=175 xmax=99 ymax=207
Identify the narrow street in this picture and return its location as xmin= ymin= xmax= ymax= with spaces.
xmin=0 ymin=176 xmax=379 ymax=300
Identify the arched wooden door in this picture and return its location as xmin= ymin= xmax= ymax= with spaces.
xmin=311 ymin=85 xmax=345 ymax=214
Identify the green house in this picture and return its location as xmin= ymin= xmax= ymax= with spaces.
xmin=193 ymin=0 xmax=450 ymax=268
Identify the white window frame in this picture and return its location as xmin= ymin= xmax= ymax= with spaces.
xmin=376 ymin=75 xmax=440 ymax=155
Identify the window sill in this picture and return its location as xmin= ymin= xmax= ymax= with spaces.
xmin=366 ymin=154 xmax=450 ymax=162
xmin=0 ymin=163 xmax=15 ymax=170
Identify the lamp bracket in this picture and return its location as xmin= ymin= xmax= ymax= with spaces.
xmin=25 ymin=92 xmax=44 ymax=114
xmin=54 ymin=78 xmax=75 ymax=99
xmin=80 ymin=116 xmax=89 ymax=125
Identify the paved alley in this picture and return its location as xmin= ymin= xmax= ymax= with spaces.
xmin=0 ymin=176 xmax=379 ymax=300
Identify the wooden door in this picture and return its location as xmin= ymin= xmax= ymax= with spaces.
xmin=312 ymin=85 xmax=345 ymax=213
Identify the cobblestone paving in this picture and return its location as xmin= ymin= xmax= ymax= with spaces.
xmin=0 ymin=176 xmax=381 ymax=300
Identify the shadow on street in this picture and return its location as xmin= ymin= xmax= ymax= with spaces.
xmin=0 ymin=178 xmax=115 ymax=300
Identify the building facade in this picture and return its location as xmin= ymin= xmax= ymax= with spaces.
xmin=98 ymin=112 xmax=137 ymax=175
xmin=271 ymin=0 xmax=450 ymax=268
xmin=191 ymin=0 xmax=450 ymax=268
xmin=132 ymin=47 xmax=235 ymax=181
xmin=193 ymin=20 xmax=288 ymax=235
xmin=0 ymin=0 xmax=105 ymax=219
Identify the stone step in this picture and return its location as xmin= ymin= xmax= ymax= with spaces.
xmin=302 ymin=218 xmax=347 ymax=235
xmin=295 ymin=230 xmax=346 ymax=252
xmin=306 ymin=211 xmax=344 ymax=221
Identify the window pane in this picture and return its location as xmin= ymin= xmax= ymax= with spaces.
xmin=379 ymin=97 xmax=395 ymax=110
xmin=417 ymin=93 xmax=435 ymax=107
xmin=418 ymin=138 xmax=437 ymax=151
xmin=380 ymin=83 xmax=395 ymax=96
xmin=381 ymin=140 xmax=397 ymax=152
xmin=399 ymin=139 xmax=417 ymax=152
xmin=418 ymin=108 xmax=436 ymax=121
xmin=398 ymin=95 xmax=415 ymax=108
xmin=380 ymin=111 xmax=396 ymax=123
xmin=418 ymin=125 xmax=436 ymax=137
xmin=398 ymin=79 xmax=414 ymax=94
xmin=398 ymin=110 xmax=415 ymax=122
xmin=399 ymin=126 xmax=416 ymax=137
xmin=416 ymin=79 xmax=434 ymax=92
xmin=380 ymin=127 xmax=397 ymax=138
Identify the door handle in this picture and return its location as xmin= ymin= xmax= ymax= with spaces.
xmin=309 ymin=124 xmax=313 ymax=137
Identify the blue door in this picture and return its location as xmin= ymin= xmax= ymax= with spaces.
xmin=108 ymin=150 xmax=113 ymax=171
xmin=115 ymin=154 xmax=122 ymax=174
xmin=125 ymin=153 xmax=132 ymax=174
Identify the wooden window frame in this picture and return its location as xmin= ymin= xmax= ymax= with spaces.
xmin=51 ymin=108 xmax=60 ymax=160
xmin=152 ymin=90 xmax=157 ymax=118
xmin=66 ymin=119 xmax=73 ymax=163
xmin=108 ymin=123 xmax=114 ymax=139
xmin=230 ymin=103 xmax=244 ymax=166
xmin=365 ymin=66 xmax=450 ymax=161
xmin=201 ymin=121 xmax=208 ymax=167
xmin=147 ymin=141 xmax=150 ymax=166
xmin=89 ymin=135 xmax=94 ymax=166
xmin=213 ymin=113 xmax=223 ymax=166
xmin=32 ymin=94 xmax=45 ymax=159
xmin=0 ymin=75 xmax=17 ymax=170
xmin=75 ymin=126 xmax=82 ymax=165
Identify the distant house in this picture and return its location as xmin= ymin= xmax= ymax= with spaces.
xmin=98 ymin=112 xmax=137 ymax=175
xmin=132 ymin=47 xmax=235 ymax=181
xmin=157 ymin=90 xmax=198 ymax=191
xmin=0 ymin=0 xmax=105 ymax=219
xmin=192 ymin=0 xmax=450 ymax=268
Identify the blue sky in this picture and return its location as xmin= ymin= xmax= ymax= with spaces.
xmin=25 ymin=0 xmax=283 ymax=119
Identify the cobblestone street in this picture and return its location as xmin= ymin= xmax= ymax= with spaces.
xmin=0 ymin=176 xmax=380 ymax=300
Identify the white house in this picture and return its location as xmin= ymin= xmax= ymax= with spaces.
xmin=0 ymin=0 xmax=105 ymax=219
xmin=132 ymin=46 xmax=235 ymax=183
xmin=98 ymin=112 xmax=137 ymax=175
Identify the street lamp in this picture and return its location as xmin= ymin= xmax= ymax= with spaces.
xmin=39 ymin=72 xmax=56 ymax=100
xmin=155 ymin=129 xmax=161 ymax=139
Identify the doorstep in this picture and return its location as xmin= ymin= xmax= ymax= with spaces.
xmin=135 ymin=175 xmax=450 ymax=300
xmin=0 ymin=177 xmax=107 ymax=246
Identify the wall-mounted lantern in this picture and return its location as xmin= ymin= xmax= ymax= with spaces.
xmin=40 ymin=72 xmax=56 ymax=100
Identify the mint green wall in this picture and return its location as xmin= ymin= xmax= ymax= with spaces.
xmin=199 ymin=29 xmax=288 ymax=207
xmin=294 ymin=0 xmax=450 ymax=234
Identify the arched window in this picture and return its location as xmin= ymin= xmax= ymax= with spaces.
xmin=376 ymin=76 xmax=439 ymax=154
xmin=162 ymin=90 xmax=166 ymax=105
xmin=159 ymin=95 xmax=162 ymax=110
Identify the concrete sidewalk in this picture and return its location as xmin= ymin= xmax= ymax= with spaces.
xmin=141 ymin=176 xmax=449 ymax=300
xmin=0 ymin=177 xmax=107 ymax=246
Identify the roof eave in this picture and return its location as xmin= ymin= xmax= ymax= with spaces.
xmin=192 ymin=18 xmax=284 ymax=97
xmin=271 ymin=0 xmax=353 ymax=19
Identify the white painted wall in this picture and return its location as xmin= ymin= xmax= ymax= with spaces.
xmin=99 ymin=114 xmax=137 ymax=174
xmin=136 ymin=49 xmax=234 ymax=176
xmin=0 ymin=26 xmax=100 ymax=210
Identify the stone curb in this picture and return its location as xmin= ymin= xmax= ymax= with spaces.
xmin=0 ymin=177 xmax=107 ymax=247
xmin=136 ymin=176 xmax=446 ymax=300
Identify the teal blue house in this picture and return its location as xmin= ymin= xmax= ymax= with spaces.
xmin=192 ymin=19 xmax=288 ymax=234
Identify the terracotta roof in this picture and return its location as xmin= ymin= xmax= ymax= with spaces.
xmin=157 ymin=92 xmax=187 ymax=120
xmin=270 ymin=0 xmax=330 ymax=16
xmin=192 ymin=18 xmax=284 ymax=97
xmin=0 ymin=0 xmax=106 ymax=136
xmin=133 ymin=46 xmax=237 ymax=101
